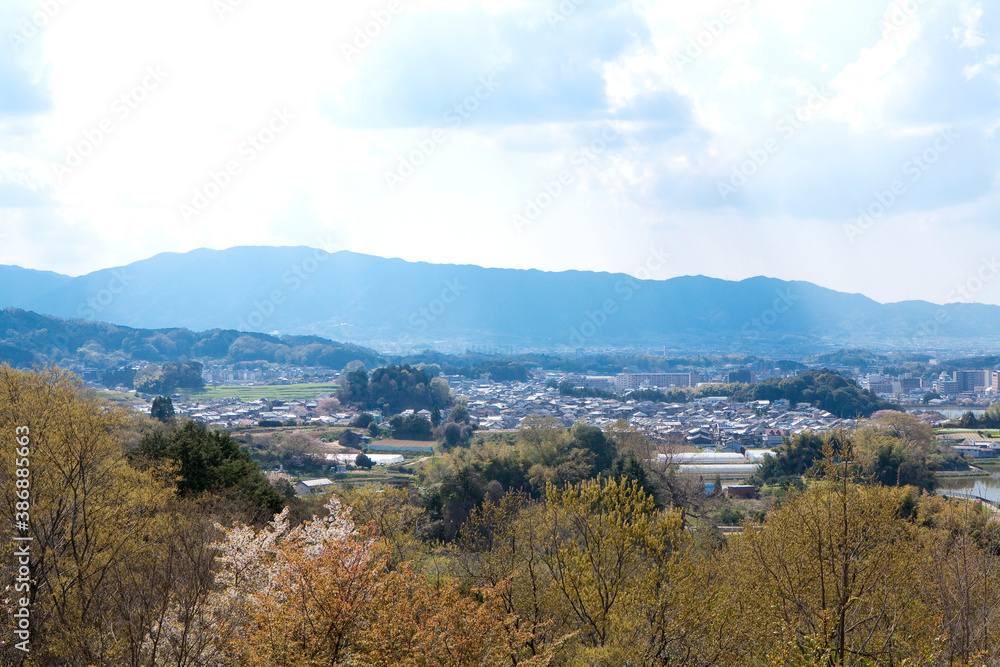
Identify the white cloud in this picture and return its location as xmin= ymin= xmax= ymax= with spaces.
xmin=955 ymin=1 xmax=986 ymax=48
xmin=0 ymin=0 xmax=997 ymax=310
xmin=825 ymin=4 xmax=927 ymax=133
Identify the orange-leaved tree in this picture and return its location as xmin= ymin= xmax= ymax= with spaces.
xmin=206 ymin=496 xmax=557 ymax=666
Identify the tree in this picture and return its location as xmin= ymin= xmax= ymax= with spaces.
xmin=201 ymin=498 xmax=555 ymax=666
xmin=338 ymin=485 xmax=426 ymax=565
xmin=150 ymin=395 xmax=175 ymax=423
xmin=355 ymin=453 xmax=374 ymax=469
xmin=982 ymin=400 xmax=1000 ymax=427
xmin=853 ymin=412 xmax=937 ymax=491
xmin=868 ymin=410 xmax=935 ymax=446
xmin=751 ymin=431 xmax=827 ymax=487
xmin=608 ymin=451 xmax=659 ymax=503
xmin=343 ymin=359 xmax=368 ymax=373
xmin=508 ymin=415 xmax=604 ymax=494
xmin=604 ymin=418 xmax=656 ymax=460
xmin=273 ymin=478 xmax=296 ymax=500
xmin=453 ymin=493 xmax=565 ymax=654
xmin=430 ymin=376 xmax=452 ymax=407
xmin=339 ymin=429 xmax=362 ymax=448
xmin=434 ymin=399 xmax=475 ymax=450
xmin=136 ymin=421 xmax=282 ymax=517
xmin=337 ymin=368 xmax=370 ymax=405
xmin=440 ymin=421 xmax=470 ymax=450
xmin=958 ymin=410 xmax=982 ymax=429
xmin=448 ymin=399 xmax=471 ymax=424
xmin=0 ymin=366 xmax=180 ymax=664
xmin=917 ymin=495 xmax=1000 ymax=664
xmin=281 ymin=430 xmax=320 ymax=460
xmin=730 ymin=472 xmax=939 ymax=665
xmin=134 ymin=361 xmax=205 ymax=394
xmin=367 ymin=365 xmax=434 ymax=414
xmin=537 ymin=478 xmax=686 ymax=661
xmin=733 ymin=370 xmax=900 ymax=417
xmin=569 ymin=420 xmax=616 ymax=474
xmin=133 ymin=365 xmax=164 ymax=394
xmin=388 ymin=414 xmax=433 ymax=440
xmin=350 ymin=412 xmax=375 ymax=428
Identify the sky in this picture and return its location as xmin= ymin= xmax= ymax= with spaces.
xmin=0 ymin=0 xmax=998 ymax=306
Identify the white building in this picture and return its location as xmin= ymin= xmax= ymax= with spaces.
xmin=294 ymin=478 xmax=335 ymax=496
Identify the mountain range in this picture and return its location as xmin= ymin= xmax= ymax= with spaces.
xmin=1 ymin=246 xmax=997 ymax=353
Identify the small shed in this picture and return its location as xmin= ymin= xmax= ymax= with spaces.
xmin=294 ymin=478 xmax=335 ymax=496
xmin=725 ymin=485 xmax=757 ymax=499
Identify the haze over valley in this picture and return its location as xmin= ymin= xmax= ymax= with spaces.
xmin=3 ymin=246 xmax=1000 ymax=356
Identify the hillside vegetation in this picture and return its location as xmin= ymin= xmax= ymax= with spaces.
xmin=2 ymin=366 xmax=1000 ymax=665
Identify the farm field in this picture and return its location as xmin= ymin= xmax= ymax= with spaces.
xmin=368 ymin=439 xmax=436 ymax=454
xmin=936 ymin=428 xmax=1000 ymax=438
xmin=179 ymin=383 xmax=339 ymax=401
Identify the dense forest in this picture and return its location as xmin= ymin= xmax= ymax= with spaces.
xmin=563 ymin=371 xmax=894 ymax=419
xmin=731 ymin=369 xmax=901 ymax=417
xmin=7 ymin=309 xmax=998 ymax=411
xmin=0 ymin=309 xmax=764 ymax=383
xmin=751 ymin=412 xmax=968 ymax=490
xmin=3 ymin=365 xmax=1000 ymax=665
xmin=0 ymin=308 xmax=386 ymax=372
xmin=336 ymin=364 xmax=452 ymax=415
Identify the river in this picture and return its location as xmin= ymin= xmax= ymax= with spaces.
xmin=908 ymin=407 xmax=987 ymax=419
xmin=937 ymin=466 xmax=1000 ymax=503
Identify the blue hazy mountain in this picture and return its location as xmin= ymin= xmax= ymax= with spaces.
xmin=1 ymin=246 xmax=995 ymax=352
xmin=0 ymin=265 xmax=73 ymax=307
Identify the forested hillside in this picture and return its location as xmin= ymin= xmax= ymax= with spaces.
xmin=0 ymin=308 xmax=385 ymax=372
xmin=3 ymin=366 xmax=1000 ymax=665
xmin=7 ymin=246 xmax=1000 ymax=351
xmin=732 ymin=369 xmax=900 ymax=417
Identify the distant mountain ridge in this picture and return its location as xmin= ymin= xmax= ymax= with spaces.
xmin=0 ymin=308 xmax=386 ymax=371
xmin=1 ymin=246 xmax=997 ymax=352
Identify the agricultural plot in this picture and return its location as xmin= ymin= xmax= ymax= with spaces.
xmin=179 ymin=383 xmax=339 ymax=401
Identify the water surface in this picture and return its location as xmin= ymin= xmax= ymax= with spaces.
xmin=937 ymin=466 xmax=1000 ymax=503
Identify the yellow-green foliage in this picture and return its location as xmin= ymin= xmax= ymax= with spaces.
xmin=10 ymin=367 xmax=1000 ymax=666
xmin=0 ymin=366 xmax=178 ymax=664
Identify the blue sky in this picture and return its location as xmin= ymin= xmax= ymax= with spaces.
xmin=0 ymin=0 xmax=998 ymax=306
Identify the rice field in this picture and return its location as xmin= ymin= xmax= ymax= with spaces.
xmin=179 ymin=383 xmax=340 ymax=401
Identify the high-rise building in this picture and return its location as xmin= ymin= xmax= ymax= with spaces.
xmin=615 ymin=373 xmax=692 ymax=392
xmin=726 ymin=368 xmax=757 ymax=384
xmin=955 ymin=370 xmax=989 ymax=392
xmin=935 ymin=370 xmax=989 ymax=394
